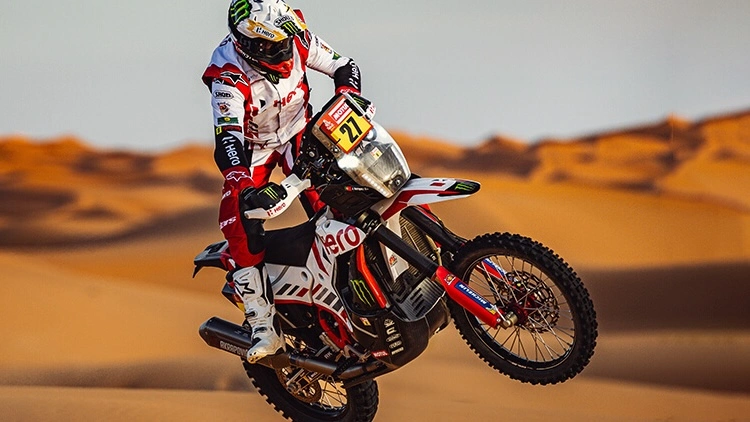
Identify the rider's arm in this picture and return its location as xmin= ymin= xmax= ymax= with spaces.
xmin=304 ymin=31 xmax=361 ymax=95
xmin=202 ymin=63 xmax=251 ymax=178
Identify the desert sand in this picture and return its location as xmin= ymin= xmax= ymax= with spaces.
xmin=1 ymin=111 xmax=749 ymax=421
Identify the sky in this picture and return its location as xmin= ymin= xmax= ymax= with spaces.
xmin=2 ymin=1 xmax=750 ymax=151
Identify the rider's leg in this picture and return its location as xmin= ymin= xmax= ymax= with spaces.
xmin=231 ymin=262 xmax=285 ymax=363
xmin=220 ymin=148 xmax=286 ymax=363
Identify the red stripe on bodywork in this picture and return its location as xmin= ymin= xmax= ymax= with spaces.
xmin=356 ymin=245 xmax=389 ymax=308
xmin=311 ymin=243 xmax=329 ymax=276
xmin=381 ymin=189 xmax=450 ymax=220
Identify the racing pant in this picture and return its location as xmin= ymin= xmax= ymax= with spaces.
xmin=218 ymin=131 xmax=323 ymax=268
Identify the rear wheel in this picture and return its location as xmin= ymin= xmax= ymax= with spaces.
xmin=244 ymin=334 xmax=379 ymax=422
xmin=448 ymin=233 xmax=597 ymax=385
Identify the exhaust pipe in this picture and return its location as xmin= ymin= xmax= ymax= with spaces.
xmin=199 ymin=317 xmax=386 ymax=380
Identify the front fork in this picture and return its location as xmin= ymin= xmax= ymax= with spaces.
xmin=433 ymin=266 xmax=518 ymax=329
xmin=359 ymin=211 xmax=517 ymax=330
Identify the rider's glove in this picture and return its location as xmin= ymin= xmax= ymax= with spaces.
xmin=241 ymin=182 xmax=288 ymax=211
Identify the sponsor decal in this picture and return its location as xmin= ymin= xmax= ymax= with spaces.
xmin=444 ymin=273 xmax=456 ymax=286
xmin=219 ymin=340 xmax=248 ymax=356
xmin=266 ymin=201 xmax=287 ymax=217
xmin=217 ymin=102 xmax=231 ymax=115
xmin=223 ymin=139 xmax=242 ymax=166
xmin=322 ymin=225 xmax=362 ymax=255
xmin=229 ymin=0 xmax=251 ymax=26
xmin=329 ymin=100 xmax=349 ymax=124
xmin=372 ymin=350 xmax=389 ymax=358
xmin=388 ymin=254 xmax=398 ymax=267
xmin=383 ymin=319 xmax=404 ymax=355
xmin=278 ymin=22 xmax=301 ymax=36
xmin=274 ymin=15 xmax=293 ymax=26
xmin=225 ymin=170 xmax=251 ymax=182
xmin=321 ymin=119 xmax=335 ymax=131
xmin=274 ymin=15 xmax=301 ymax=36
xmin=214 ymin=90 xmax=233 ymax=99
xmin=318 ymin=41 xmax=333 ymax=55
xmin=456 ymin=281 xmax=497 ymax=315
xmin=253 ymin=25 xmax=277 ymax=39
xmin=273 ymin=88 xmax=299 ymax=108
xmin=217 ymin=116 xmax=239 ymax=125
xmin=351 ymin=278 xmax=375 ymax=306
xmin=449 ymin=180 xmax=479 ymax=193
xmin=219 ymin=70 xmax=247 ymax=86
xmin=215 ymin=125 xmax=242 ymax=136
xmin=219 ymin=216 xmax=237 ymax=229
xmin=260 ymin=185 xmax=280 ymax=200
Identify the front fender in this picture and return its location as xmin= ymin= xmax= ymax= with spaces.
xmin=372 ymin=177 xmax=480 ymax=220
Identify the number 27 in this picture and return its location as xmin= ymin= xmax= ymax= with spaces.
xmin=339 ymin=115 xmax=363 ymax=143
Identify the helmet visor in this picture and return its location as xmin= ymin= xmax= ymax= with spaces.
xmin=235 ymin=35 xmax=294 ymax=65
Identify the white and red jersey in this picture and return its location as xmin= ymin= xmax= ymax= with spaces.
xmin=203 ymin=17 xmax=361 ymax=269
xmin=202 ymin=30 xmax=360 ymax=156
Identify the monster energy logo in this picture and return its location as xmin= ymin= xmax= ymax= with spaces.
xmin=351 ymin=279 xmax=375 ymax=306
xmin=265 ymin=73 xmax=280 ymax=84
xmin=229 ymin=0 xmax=251 ymax=25
xmin=453 ymin=182 xmax=476 ymax=192
xmin=261 ymin=185 xmax=279 ymax=200
xmin=278 ymin=21 xmax=301 ymax=36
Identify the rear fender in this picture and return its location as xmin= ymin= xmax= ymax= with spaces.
xmin=192 ymin=240 xmax=234 ymax=277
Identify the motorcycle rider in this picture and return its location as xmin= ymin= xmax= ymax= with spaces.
xmin=202 ymin=0 xmax=362 ymax=363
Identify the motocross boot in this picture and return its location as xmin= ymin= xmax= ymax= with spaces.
xmin=231 ymin=265 xmax=285 ymax=363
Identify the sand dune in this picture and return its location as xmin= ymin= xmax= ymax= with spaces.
xmin=1 ymin=111 xmax=749 ymax=421
xmin=2 ymin=252 xmax=749 ymax=421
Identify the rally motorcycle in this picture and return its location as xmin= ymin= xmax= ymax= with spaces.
xmin=194 ymin=93 xmax=598 ymax=422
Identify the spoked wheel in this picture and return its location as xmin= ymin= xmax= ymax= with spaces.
xmin=243 ymin=334 xmax=379 ymax=422
xmin=448 ymin=233 xmax=597 ymax=385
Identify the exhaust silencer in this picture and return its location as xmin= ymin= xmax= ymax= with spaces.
xmin=199 ymin=316 xmax=254 ymax=358
xmin=199 ymin=317 xmax=387 ymax=382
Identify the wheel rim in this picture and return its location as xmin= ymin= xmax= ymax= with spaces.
xmin=277 ymin=335 xmax=350 ymax=417
xmin=465 ymin=254 xmax=576 ymax=369
xmin=275 ymin=366 xmax=348 ymax=410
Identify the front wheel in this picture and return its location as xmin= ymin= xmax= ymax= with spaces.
xmin=448 ymin=233 xmax=597 ymax=385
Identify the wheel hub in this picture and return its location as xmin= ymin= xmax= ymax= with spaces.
xmin=276 ymin=367 xmax=323 ymax=403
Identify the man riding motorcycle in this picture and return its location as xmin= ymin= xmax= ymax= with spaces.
xmin=201 ymin=0 xmax=362 ymax=363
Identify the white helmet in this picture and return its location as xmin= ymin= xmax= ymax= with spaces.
xmin=228 ymin=0 xmax=307 ymax=80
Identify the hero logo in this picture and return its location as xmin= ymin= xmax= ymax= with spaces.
xmin=322 ymin=225 xmax=362 ymax=255
xmin=253 ymin=26 xmax=276 ymax=39
xmin=265 ymin=201 xmax=287 ymax=217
